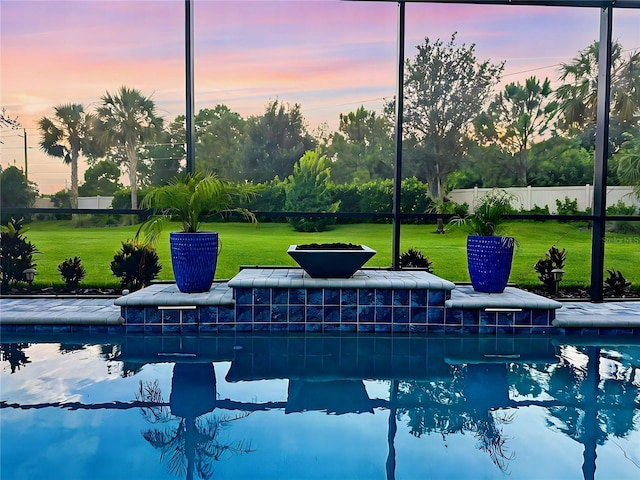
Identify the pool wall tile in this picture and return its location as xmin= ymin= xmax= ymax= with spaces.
xmin=411 ymin=290 xmax=427 ymax=307
xmin=183 ymin=309 xmax=198 ymax=324
xmin=324 ymin=288 xmax=341 ymax=305
xmin=97 ymin=268 xmax=574 ymax=335
xmin=161 ymin=309 xmax=179 ymax=325
xmin=341 ymin=306 xmax=358 ymax=322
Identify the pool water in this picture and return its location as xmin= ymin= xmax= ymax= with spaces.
xmin=1 ymin=334 xmax=639 ymax=480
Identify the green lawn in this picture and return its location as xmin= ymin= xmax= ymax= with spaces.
xmin=19 ymin=219 xmax=640 ymax=290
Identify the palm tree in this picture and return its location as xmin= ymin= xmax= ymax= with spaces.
xmin=38 ymin=103 xmax=99 ymax=208
xmin=556 ymin=41 xmax=640 ymax=137
xmin=96 ymin=86 xmax=163 ymax=209
xmin=615 ymin=127 xmax=640 ymax=199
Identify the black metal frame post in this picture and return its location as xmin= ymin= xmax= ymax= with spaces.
xmin=391 ymin=1 xmax=406 ymax=270
xmin=590 ymin=6 xmax=613 ymax=302
xmin=185 ymin=0 xmax=196 ymax=174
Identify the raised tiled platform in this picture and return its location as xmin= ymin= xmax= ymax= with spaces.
xmin=444 ymin=286 xmax=562 ymax=335
xmin=112 ymin=268 xmax=563 ymax=335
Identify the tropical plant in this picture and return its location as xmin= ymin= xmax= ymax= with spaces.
xmin=615 ymin=127 xmax=640 ymax=200
xmin=110 ymin=239 xmax=162 ymax=291
xmin=95 ymin=86 xmax=163 ymax=209
xmin=57 ymin=256 xmax=86 ymax=287
xmin=38 ymin=103 xmax=101 ymax=208
xmin=450 ymin=189 xmax=516 ymax=237
xmin=534 ymin=246 xmax=567 ymax=292
xmin=399 ymin=248 xmax=433 ymax=272
xmin=284 ymin=150 xmax=340 ymax=232
xmin=138 ymin=171 xmax=257 ymax=242
xmin=555 ymin=41 xmax=640 ymax=149
xmin=0 ymin=218 xmax=38 ymax=292
xmin=604 ymin=269 xmax=632 ymax=297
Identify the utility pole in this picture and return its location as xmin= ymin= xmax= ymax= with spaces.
xmin=22 ymin=128 xmax=28 ymax=181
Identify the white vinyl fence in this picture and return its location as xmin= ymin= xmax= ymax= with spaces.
xmin=77 ymin=196 xmax=114 ymax=209
xmin=448 ymin=185 xmax=639 ymax=213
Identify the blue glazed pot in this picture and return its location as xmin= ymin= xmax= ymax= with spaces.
xmin=170 ymin=232 xmax=218 ymax=293
xmin=467 ymin=235 xmax=514 ymax=293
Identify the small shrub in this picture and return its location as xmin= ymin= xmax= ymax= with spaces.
xmin=110 ymin=240 xmax=162 ymax=291
xmin=521 ymin=204 xmax=550 ymax=221
xmin=0 ymin=218 xmax=38 ymax=292
xmin=399 ymin=248 xmax=433 ymax=272
xmin=58 ymin=257 xmax=86 ymax=287
xmin=604 ymin=269 xmax=632 ymax=297
xmin=606 ymin=201 xmax=640 ymax=234
xmin=70 ymin=214 xmax=122 ymax=228
xmin=555 ymin=196 xmax=579 ymax=216
xmin=534 ymin=246 xmax=567 ymax=292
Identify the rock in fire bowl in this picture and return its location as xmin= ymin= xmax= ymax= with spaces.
xmin=287 ymin=243 xmax=376 ymax=278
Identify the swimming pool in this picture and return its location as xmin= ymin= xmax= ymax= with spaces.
xmin=1 ymin=333 xmax=639 ymax=479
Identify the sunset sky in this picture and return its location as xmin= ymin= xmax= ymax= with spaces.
xmin=1 ymin=0 xmax=639 ymax=194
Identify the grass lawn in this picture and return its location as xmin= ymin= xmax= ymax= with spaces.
xmin=19 ymin=219 xmax=640 ymax=291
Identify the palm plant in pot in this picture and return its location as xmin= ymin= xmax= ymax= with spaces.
xmin=139 ymin=171 xmax=257 ymax=293
xmin=450 ymin=189 xmax=516 ymax=293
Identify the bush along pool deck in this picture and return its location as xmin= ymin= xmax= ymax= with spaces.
xmin=2 ymin=267 xmax=639 ymax=336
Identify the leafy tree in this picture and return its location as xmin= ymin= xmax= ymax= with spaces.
xmin=38 ymin=103 xmax=101 ymax=208
xmin=284 ymin=150 xmax=339 ymax=232
xmin=528 ymin=136 xmax=593 ymax=186
xmin=0 ymin=166 xmax=37 ymax=224
xmin=78 ymin=160 xmax=122 ymax=196
xmin=95 ymin=86 xmax=163 ymax=209
xmin=194 ymin=106 xmax=246 ymax=181
xmin=240 ymin=100 xmax=316 ymax=183
xmin=397 ymin=33 xmax=503 ymax=201
xmin=138 ymin=117 xmax=184 ymax=188
xmin=555 ymin=41 xmax=640 ymax=149
xmin=327 ymin=106 xmax=394 ymax=183
xmin=475 ymin=76 xmax=557 ymax=185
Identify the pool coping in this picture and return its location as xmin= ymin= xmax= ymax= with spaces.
xmin=2 ymin=287 xmax=639 ymax=331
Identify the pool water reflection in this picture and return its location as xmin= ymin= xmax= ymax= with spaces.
xmin=1 ymin=334 xmax=639 ymax=480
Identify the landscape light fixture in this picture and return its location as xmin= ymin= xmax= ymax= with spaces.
xmin=23 ymin=268 xmax=36 ymax=285
xmin=551 ymin=268 xmax=565 ymax=295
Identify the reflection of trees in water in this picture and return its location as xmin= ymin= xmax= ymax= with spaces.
xmin=0 ymin=343 xmax=31 ymax=373
xmin=397 ymin=365 xmax=515 ymax=473
xmin=547 ymin=346 xmax=639 ymax=448
xmin=136 ymin=364 xmax=252 ymax=480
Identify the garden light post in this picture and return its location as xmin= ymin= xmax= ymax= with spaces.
xmin=23 ymin=268 xmax=36 ymax=286
xmin=551 ymin=268 xmax=565 ymax=295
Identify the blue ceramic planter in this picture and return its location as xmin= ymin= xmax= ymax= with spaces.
xmin=467 ymin=235 xmax=514 ymax=293
xmin=170 ymin=232 xmax=218 ymax=293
